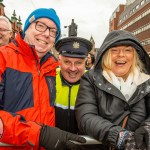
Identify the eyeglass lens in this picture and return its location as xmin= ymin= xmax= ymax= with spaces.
xmin=35 ymin=21 xmax=59 ymax=38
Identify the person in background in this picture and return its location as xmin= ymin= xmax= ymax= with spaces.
xmin=0 ymin=16 xmax=12 ymax=46
xmin=76 ymin=30 xmax=150 ymax=150
xmin=54 ymin=37 xmax=92 ymax=135
xmin=86 ymin=53 xmax=95 ymax=70
xmin=0 ymin=8 xmax=86 ymax=150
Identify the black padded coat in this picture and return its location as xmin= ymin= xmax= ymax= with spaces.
xmin=75 ymin=30 xmax=150 ymax=149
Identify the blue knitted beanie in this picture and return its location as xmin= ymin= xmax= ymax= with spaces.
xmin=23 ymin=8 xmax=61 ymax=42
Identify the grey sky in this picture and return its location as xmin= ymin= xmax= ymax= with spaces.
xmin=4 ymin=0 xmax=126 ymax=48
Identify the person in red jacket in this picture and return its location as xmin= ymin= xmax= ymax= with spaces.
xmin=0 ymin=8 xmax=85 ymax=150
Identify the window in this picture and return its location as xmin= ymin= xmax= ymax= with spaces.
xmin=141 ymin=0 xmax=145 ymax=5
xmin=119 ymin=8 xmax=150 ymax=30
xmin=136 ymin=5 xmax=139 ymax=9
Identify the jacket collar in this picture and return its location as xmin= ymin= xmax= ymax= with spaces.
xmin=8 ymin=32 xmax=39 ymax=60
xmin=93 ymin=69 xmax=127 ymax=101
xmin=92 ymin=69 xmax=150 ymax=103
xmin=60 ymin=72 xmax=80 ymax=87
xmin=7 ymin=33 xmax=58 ymax=71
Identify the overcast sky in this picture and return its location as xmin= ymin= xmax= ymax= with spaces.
xmin=4 ymin=0 xmax=126 ymax=48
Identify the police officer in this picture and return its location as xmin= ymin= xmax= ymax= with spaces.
xmin=55 ymin=37 xmax=92 ymax=135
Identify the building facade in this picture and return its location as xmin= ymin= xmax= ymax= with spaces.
xmin=109 ymin=0 xmax=150 ymax=53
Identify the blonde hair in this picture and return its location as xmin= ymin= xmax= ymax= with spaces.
xmin=101 ymin=47 xmax=144 ymax=76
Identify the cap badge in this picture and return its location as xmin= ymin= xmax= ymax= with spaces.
xmin=73 ymin=42 xmax=80 ymax=49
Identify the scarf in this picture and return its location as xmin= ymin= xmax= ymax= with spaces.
xmin=103 ymin=67 xmax=150 ymax=101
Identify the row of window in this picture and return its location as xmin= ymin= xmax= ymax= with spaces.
xmin=119 ymin=0 xmax=149 ymax=24
xmin=141 ymin=38 xmax=150 ymax=46
xmin=120 ymin=8 xmax=150 ymax=30
xmin=133 ymin=23 xmax=150 ymax=35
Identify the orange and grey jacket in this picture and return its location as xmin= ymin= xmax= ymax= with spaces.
xmin=0 ymin=33 xmax=58 ymax=149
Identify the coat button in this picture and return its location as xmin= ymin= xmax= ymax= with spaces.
xmin=99 ymin=83 xmax=101 ymax=86
xmin=124 ymin=105 xmax=130 ymax=111
xmin=125 ymin=94 xmax=129 ymax=100
xmin=141 ymin=91 xmax=144 ymax=94
xmin=108 ymin=87 xmax=111 ymax=90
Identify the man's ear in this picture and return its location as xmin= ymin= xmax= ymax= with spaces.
xmin=9 ymin=32 xmax=13 ymax=42
xmin=9 ymin=31 xmax=13 ymax=39
xmin=58 ymin=55 xmax=61 ymax=61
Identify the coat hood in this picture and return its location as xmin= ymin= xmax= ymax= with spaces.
xmin=94 ymin=30 xmax=150 ymax=74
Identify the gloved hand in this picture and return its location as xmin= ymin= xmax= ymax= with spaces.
xmin=39 ymin=125 xmax=86 ymax=150
xmin=117 ymin=131 xmax=136 ymax=149
xmin=135 ymin=122 xmax=150 ymax=150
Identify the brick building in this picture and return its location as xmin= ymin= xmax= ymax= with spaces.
xmin=0 ymin=0 xmax=22 ymax=40
xmin=109 ymin=0 xmax=150 ymax=53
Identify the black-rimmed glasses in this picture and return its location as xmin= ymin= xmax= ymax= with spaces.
xmin=35 ymin=21 xmax=59 ymax=38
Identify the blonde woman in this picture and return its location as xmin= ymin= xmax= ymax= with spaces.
xmin=75 ymin=30 xmax=150 ymax=150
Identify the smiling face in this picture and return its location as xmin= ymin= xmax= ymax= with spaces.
xmin=24 ymin=18 xmax=57 ymax=59
xmin=0 ymin=20 xmax=12 ymax=46
xmin=59 ymin=55 xmax=86 ymax=83
xmin=110 ymin=46 xmax=134 ymax=79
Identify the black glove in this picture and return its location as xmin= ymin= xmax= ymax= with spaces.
xmin=122 ymin=131 xmax=140 ymax=150
xmin=135 ymin=122 xmax=150 ymax=150
xmin=39 ymin=125 xmax=86 ymax=150
xmin=117 ymin=131 xmax=135 ymax=149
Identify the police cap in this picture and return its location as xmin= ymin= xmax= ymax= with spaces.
xmin=55 ymin=37 xmax=92 ymax=58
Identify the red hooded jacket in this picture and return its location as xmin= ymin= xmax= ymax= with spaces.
xmin=0 ymin=33 xmax=58 ymax=149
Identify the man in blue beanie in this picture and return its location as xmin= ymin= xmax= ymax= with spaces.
xmin=0 ymin=8 xmax=86 ymax=150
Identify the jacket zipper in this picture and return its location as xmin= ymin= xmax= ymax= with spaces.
xmin=36 ymin=59 xmax=40 ymax=76
xmin=30 ymin=47 xmax=42 ymax=124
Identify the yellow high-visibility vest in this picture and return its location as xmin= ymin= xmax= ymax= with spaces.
xmin=55 ymin=68 xmax=79 ymax=109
